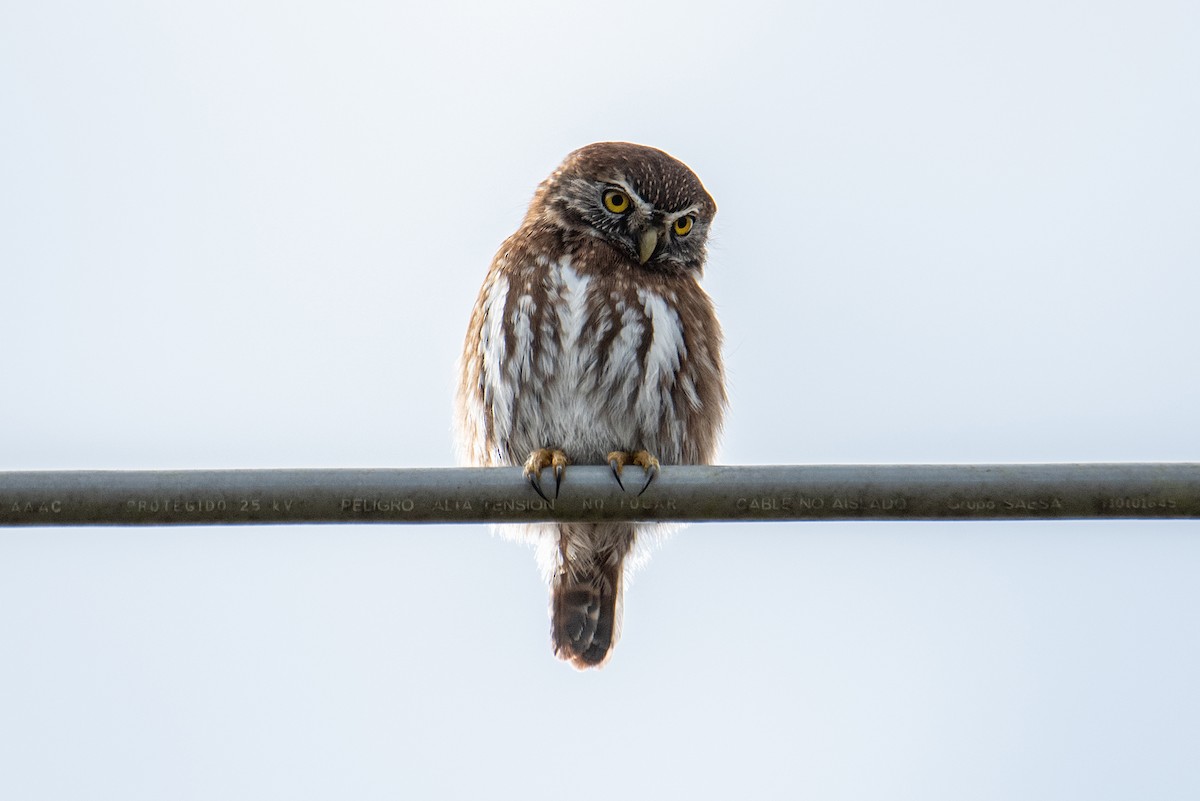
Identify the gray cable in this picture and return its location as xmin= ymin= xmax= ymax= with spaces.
xmin=2 ymin=463 xmax=1197 ymax=526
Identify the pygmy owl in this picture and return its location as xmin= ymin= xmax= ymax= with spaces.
xmin=456 ymin=142 xmax=726 ymax=669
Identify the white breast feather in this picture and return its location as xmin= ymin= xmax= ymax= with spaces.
xmin=635 ymin=287 xmax=687 ymax=428
xmin=478 ymin=274 xmax=511 ymax=461
xmin=550 ymin=258 xmax=597 ymax=450
xmin=509 ymin=292 xmax=536 ymax=387
xmin=605 ymin=296 xmax=645 ymax=403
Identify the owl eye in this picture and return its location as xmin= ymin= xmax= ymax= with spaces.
xmin=603 ymin=188 xmax=631 ymax=214
xmin=673 ymin=215 xmax=695 ymax=236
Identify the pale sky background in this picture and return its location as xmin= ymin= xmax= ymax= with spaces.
xmin=3 ymin=1 xmax=1199 ymax=798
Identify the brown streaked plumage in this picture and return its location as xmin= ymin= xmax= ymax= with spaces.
xmin=456 ymin=142 xmax=726 ymax=669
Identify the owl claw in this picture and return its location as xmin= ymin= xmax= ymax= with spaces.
xmin=553 ymin=462 xmax=565 ymax=491
xmin=527 ymin=472 xmax=551 ymax=502
xmin=524 ymin=448 xmax=568 ymax=501
xmin=607 ymin=455 xmax=627 ymax=491
xmin=606 ymin=450 xmax=660 ymax=495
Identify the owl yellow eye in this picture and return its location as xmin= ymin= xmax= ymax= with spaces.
xmin=603 ymin=188 xmax=630 ymax=214
xmin=673 ymin=215 xmax=694 ymax=236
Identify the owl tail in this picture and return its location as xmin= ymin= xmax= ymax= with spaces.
xmin=549 ymin=524 xmax=633 ymax=670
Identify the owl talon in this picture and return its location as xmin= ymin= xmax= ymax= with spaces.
xmin=606 ymin=450 xmax=660 ymax=495
xmin=636 ymin=464 xmax=658 ymax=496
xmin=607 ymin=455 xmax=627 ymax=491
xmin=633 ymin=450 xmax=660 ymax=496
xmin=528 ymin=473 xmax=551 ymax=502
xmin=524 ymin=448 xmax=568 ymax=501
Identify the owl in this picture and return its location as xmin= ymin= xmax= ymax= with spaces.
xmin=456 ymin=142 xmax=726 ymax=669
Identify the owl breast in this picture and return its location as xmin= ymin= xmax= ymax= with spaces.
xmin=459 ymin=246 xmax=719 ymax=469
xmin=489 ymin=255 xmax=685 ymax=465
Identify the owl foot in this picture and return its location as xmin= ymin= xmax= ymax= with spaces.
xmin=606 ymin=450 xmax=660 ymax=497
xmin=524 ymin=448 xmax=568 ymax=501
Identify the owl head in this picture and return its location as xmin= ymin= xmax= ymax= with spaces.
xmin=528 ymin=142 xmax=716 ymax=274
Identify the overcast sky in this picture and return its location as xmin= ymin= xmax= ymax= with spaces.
xmin=3 ymin=1 xmax=1199 ymax=798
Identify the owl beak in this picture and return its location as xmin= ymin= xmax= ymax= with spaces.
xmin=637 ymin=228 xmax=658 ymax=264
